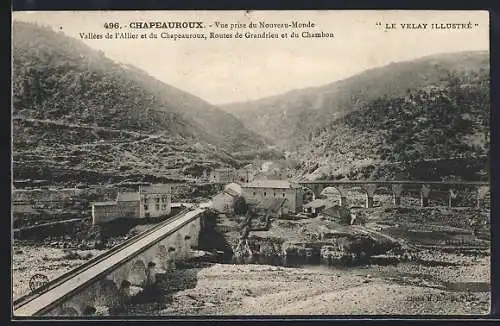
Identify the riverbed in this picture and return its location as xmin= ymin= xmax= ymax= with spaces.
xmin=120 ymin=249 xmax=490 ymax=316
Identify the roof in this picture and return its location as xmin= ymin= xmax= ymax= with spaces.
xmin=242 ymin=180 xmax=301 ymax=189
xmin=224 ymin=182 xmax=242 ymax=195
xmin=224 ymin=188 xmax=240 ymax=197
xmin=303 ymin=199 xmax=328 ymax=209
xmin=92 ymin=201 xmax=117 ymax=207
xmin=212 ymin=192 xmax=234 ymax=201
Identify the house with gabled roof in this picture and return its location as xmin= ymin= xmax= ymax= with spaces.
xmin=210 ymin=182 xmax=243 ymax=214
xmin=303 ymin=198 xmax=329 ymax=217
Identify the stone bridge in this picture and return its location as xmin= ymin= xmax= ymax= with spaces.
xmin=13 ymin=207 xmax=212 ymax=317
xmin=298 ymin=181 xmax=490 ymax=209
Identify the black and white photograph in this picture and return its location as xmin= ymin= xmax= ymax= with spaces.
xmin=11 ymin=10 xmax=491 ymax=317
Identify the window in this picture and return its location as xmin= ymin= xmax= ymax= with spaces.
xmin=283 ymin=193 xmax=286 ymax=197
xmin=162 ymin=204 xmax=167 ymax=210
xmin=155 ymin=198 xmax=160 ymax=203
xmin=253 ymin=192 xmax=256 ymax=196
xmin=264 ymin=192 xmax=267 ymax=197
xmin=144 ymin=204 xmax=149 ymax=211
xmin=274 ymin=192 xmax=276 ymax=197
xmin=155 ymin=204 xmax=160 ymax=210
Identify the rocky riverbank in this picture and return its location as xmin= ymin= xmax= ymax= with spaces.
xmin=220 ymin=206 xmax=489 ymax=265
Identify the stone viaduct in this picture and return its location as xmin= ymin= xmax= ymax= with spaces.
xmin=298 ymin=180 xmax=490 ymax=209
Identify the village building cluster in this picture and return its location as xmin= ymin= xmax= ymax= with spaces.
xmin=90 ymin=160 xmax=314 ymax=225
xmin=205 ymin=160 xmax=296 ymax=184
xmin=206 ymin=160 xmax=353 ymax=221
xmin=207 ymin=160 xmax=311 ymax=218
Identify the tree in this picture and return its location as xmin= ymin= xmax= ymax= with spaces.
xmin=233 ymin=196 xmax=248 ymax=215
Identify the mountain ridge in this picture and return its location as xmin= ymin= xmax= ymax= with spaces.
xmin=221 ymin=50 xmax=489 ymax=150
xmin=12 ymin=21 xmax=267 ymax=153
xmin=292 ymin=66 xmax=490 ymax=181
xmin=12 ymin=21 xmax=266 ymax=184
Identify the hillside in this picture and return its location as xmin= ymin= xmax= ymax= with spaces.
xmin=291 ymin=68 xmax=490 ymax=181
xmin=222 ymin=51 xmax=489 ymax=150
xmin=12 ymin=21 xmax=267 ymax=184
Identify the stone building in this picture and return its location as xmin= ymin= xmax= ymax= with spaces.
xmin=91 ymin=184 xmax=172 ymax=224
xmin=209 ymin=167 xmax=238 ymax=183
xmin=91 ymin=200 xmax=140 ymax=225
xmin=210 ymin=183 xmax=242 ymax=214
xmin=303 ymin=198 xmax=329 ymax=217
xmin=241 ymin=180 xmax=303 ymax=216
xmin=237 ymin=164 xmax=259 ymax=183
xmin=139 ymin=184 xmax=172 ymax=218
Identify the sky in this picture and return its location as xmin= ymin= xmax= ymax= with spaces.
xmin=12 ymin=10 xmax=489 ymax=105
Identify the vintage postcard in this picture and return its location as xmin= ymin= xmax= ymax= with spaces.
xmin=11 ymin=10 xmax=490 ymax=317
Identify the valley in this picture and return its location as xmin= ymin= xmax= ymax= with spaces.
xmin=11 ymin=17 xmax=491 ymax=318
xmin=12 ymin=21 xmax=490 ymax=189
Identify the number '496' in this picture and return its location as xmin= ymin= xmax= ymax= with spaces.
xmin=104 ymin=22 xmax=120 ymax=29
